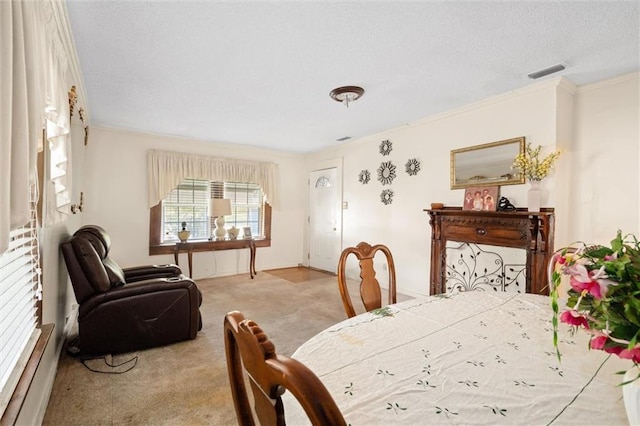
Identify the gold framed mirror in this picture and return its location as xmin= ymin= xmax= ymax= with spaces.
xmin=450 ymin=137 xmax=525 ymax=189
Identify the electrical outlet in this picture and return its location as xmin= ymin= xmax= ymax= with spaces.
xmin=342 ymin=201 xmax=348 ymax=209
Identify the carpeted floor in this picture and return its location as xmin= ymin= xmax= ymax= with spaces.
xmin=43 ymin=268 xmax=403 ymax=425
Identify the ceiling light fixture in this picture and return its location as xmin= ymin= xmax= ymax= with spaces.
xmin=527 ymin=64 xmax=566 ymax=80
xmin=330 ymin=86 xmax=365 ymax=108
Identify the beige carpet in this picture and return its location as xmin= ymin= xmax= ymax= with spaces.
xmin=43 ymin=269 xmax=405 ymax=425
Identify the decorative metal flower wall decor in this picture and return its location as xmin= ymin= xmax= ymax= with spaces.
xmin=405 ymin=158 xmax=420 ymax=176
xmin=358 ymin=169 xmax=371 ymax=185
xmin=379 ymin=139 xmax=392 ymax=156
xmin=380 ymin=189 xmax=394 ymax=205
xmin=445 ymin=242 xmax=525 ymax=293
xmin=377 ymin=161 xmax=396 ymax=185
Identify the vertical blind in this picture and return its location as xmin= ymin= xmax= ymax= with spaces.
xmin=0 ymin=184 xmax=41 ymax=411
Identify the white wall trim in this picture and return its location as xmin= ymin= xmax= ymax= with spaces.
xmin=47 ymin=0 xmax=89 ymax=119
xmin=576 ymin=71 xmax=640 ymax=94
xmin=92 ymin=124 xmax=304 ymax=158
xmin=311 ymin=157 xmax=344 ymax=172
xmin=408 ymin=77 xmax=567 ymax=126
xmin=28 ymin=322 xmax=73 ymax=425
xmin=556 ymin=77 xmax=578 ymax=95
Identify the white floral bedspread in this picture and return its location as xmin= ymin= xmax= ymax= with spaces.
xmin=284 ymin=291 xmax=629 ymax=425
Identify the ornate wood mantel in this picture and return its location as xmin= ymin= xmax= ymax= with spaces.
xmin=425 ymin=207 xmax=554 ymax=295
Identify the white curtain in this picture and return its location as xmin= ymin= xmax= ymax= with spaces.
xmin=0 ymin=0 xmax=81 ymax=249
xmin=0 ymin=1 xmax=47 ymax=253
xmin=44 ymin=47 xmax=72 ymax=225
xmin=147 ymin=150 xmax=280 ymax=209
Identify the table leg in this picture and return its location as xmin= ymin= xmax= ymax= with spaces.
xmin=187 ymin=247 xmax=193 ymax=278
xmin=248 ymin=239 xmax=256 ymax=279
xmin=174 ymin=247 xmax=179 ymax=267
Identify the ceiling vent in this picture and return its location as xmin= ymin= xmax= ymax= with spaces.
xmin=527 ymin=64 xmax=566 ymax=79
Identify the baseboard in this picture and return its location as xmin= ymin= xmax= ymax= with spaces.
xmin=30 ymin=306 xmax=78 ymax=424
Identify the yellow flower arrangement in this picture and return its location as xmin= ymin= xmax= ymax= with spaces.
xmin=512 ymin=143 xmax=561 ymax=182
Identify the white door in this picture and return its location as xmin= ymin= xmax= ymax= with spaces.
xmin=309 ymin=167 xmax=341 ymax=273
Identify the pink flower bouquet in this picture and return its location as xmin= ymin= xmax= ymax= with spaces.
xmin=551 ymin=231 xmax=640 ymax=363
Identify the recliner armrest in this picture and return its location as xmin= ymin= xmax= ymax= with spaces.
xmin=79 ymin=275 xmax=200 ymax=319
xmin=123 ymin=264 xmax=182 ymax=282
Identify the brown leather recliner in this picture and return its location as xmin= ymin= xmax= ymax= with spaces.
xmin=61 ymin=225 xmax=202 ymax=355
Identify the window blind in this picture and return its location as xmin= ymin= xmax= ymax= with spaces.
xmin=162 ymin=179 xmax=209 ymax=241
xmin=0 ymin=185 xmax=41 ymax=412
xmin=224 ymin=183 xmax=262 ymax=236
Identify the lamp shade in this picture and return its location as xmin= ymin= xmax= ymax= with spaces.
xmin=210 ymin=198 xmax=232 ymax=217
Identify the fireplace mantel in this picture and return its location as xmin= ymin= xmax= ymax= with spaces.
xmin=425 ymin=207 xmax=555 ymax=295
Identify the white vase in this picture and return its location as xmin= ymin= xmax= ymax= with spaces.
xmin=527 ymin=181 xmax=542 ymax=212
xmin=227 ymin=226 xmax=239 ymax=240
xmin=624 ymin=368 xmax=640 ymax=425
xmin=177 ymin=229 xmax=190 ymax=242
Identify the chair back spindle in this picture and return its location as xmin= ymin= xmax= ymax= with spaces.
xmin=337 ymin=241 xmax=396 ymax=318
xmin=224 ymin=311 xmax=346 ymax=426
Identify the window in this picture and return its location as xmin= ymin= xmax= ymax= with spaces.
xmin=160 ymin=179 xmax=264 ymax=243
xmin=0 ymin=183 xmax=42 ymax=414
xmin=224 ymin=182 xmax=263 ymax=237
xmin=162 ymin=179 xmax=210 ymax=242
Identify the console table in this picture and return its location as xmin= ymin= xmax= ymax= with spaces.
xmin=425 ymin=207 xmax=554 ymax=295
xmin=173 ymin=238 xmax=258 ymax=279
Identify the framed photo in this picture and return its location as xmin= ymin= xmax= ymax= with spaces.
xmin=242 ymin=226 xmax=252 ymax=238
xmin=462 ymin=186 xmax=499 ymax=212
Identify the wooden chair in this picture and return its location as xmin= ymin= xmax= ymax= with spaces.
xmin=337 ymin=241 xmax=397 ymax=318
xmin=223 ymin=311 xmax=346 ymax=426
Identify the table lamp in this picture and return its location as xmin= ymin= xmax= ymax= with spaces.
xmin=210 ymin=198 xmax=232 ymax=240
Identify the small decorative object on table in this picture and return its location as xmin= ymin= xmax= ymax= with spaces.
xmin=462 ymin=186 xmax=498 ymax=211
xmin=242 ymin=226 xmax=252 ymax=239
xmin=551 ymin=231 xmax=640 ymax=424
xmin=227 ymin=226 xmax=239 ymax=240
xmin=511 ymin=143 xmax=561 ymax=212
xmin=177 ymin=222 xmax=190 ymax=242
xmin=496 ymin=196 xmax=516 ymax=212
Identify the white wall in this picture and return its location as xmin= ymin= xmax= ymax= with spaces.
xmin=81 ymin=127 xmax=307 ymax=278
xmin=570 ymin=73 xmax=639 ymax=242
xmin=306 ymin=73 xmax=639 ymax=297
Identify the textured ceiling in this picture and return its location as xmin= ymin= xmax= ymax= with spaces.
xmin=66 ymin=1 xmax=640 ymax=153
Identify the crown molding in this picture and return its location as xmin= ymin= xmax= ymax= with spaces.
xmin=45 ymin=0 xmax=89 ymax=122
xmin=576 ymin=71 xmax=640 ymax=94
xmin=409 ymin=77 xmax=569 ymax=128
